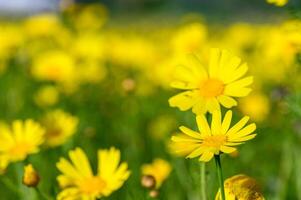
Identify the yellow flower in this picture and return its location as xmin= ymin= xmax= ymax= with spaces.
xmin=41 ymin=109 xmax=78 ymax=147
xmin=171 ymin=22 xmax=207 ymax=54
xmin=169 ymin=48 xmax=253 ymax=114
xmin=56 ymin=147 xmax=130 ymax=200
xmin=266 ymin=0 xmax=288 ymax=6
xmin=0 ymin=120 xmax=45 ymax=162
xmin=31 ymin=50 xmax=76 ymax=83
xmin=215 ymin=174 xmax=265 ymax=200
xmin=171 ymin=110 xmax=256 ymax=162
xmin=23 ymin=13 xmax=62 ymax=37
xmin=22 ymin=164 xmax=40 ymax=187
xmin=34 ymin=85 xmax=59 ymax=107
xmin=239 ymin=93 xmax=270 ymax=123
xmin=141 ymin=159 xmax=172 ymax=188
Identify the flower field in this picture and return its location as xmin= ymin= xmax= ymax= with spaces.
xmin=0 ymin=0 xmax=300 ymax=199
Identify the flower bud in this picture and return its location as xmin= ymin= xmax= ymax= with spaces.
xmin=22 ymin=164 xmax=40 ymax=187
xmin=149 ymin=190 xmax=159 ymax=198
xmin=141 ymin=175 xmax=156 ymax=189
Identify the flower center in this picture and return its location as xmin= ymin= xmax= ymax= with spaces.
xmin=202 ymin=135 xmax=227 ymax=150
xmin=200 ymin=78 xmax=224 ymax=98
xmin=79 ymin=176 xmax=106 ymax=196
xmin=9 ymin=142 xmax=31 ymax=160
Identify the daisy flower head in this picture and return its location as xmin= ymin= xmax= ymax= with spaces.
xmin=171 ymin=110 xmax=256 ymax=162
xmin=169 ymin=48 xmax=253 ymax=114
xmin=56 ymin=147 xmax=130 ymax=200
xmin=141 ymin=158 xmax=172 ymax=189
xmin=0 ymin=119 xmax=45 ymax=162
xmin=41 ymin=109 xmax=78 ymax=147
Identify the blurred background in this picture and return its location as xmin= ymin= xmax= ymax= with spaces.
xmin=0 ymin=0 xmax=301 ymax=200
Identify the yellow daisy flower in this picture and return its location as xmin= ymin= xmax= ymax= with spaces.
xmin=56 ymin=147 xmax=130 ymax=200
xmin=171 ymin=110 xmax=256 ymax=162
xmin=169 ymin=48 xmax=253 ymax=114
xmin=0 ymin=120 xmax=45 ymax=162
xmin=215 ymin=174 xmax=265 ymax=200
xmin=41 ymin=109 xmax=78 ymax=147
xmin=266 ymin=0 xmax=288 ymax=7
xmin=141 ymin=158 xmax=172 ymax=188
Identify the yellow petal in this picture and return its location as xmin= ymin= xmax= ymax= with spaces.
xmin=228 ymin=123 xmax=256 ymax=139
xmin=220 ymin=146 xmax=236 ymax=154
xmin=179 ymin=126 xmax=203 ymax=139
xmin=221 ymin=110 xmax=232 ymax=134
xmin=211 ymin=109 xmax=222 ymax=135
xmin=169 ymin=91 xmax=197 ymax=111
xmin=217 ymin=95 xmax=237 ymax=108
xmin=186 ymin=146 xmax=205 ymax=158
xmin=69 ymin=148 xmax=92 ymax=177
xmin=226 ymin=116 xmax=250 ymax=136
xmin=196 ymin=115 xmax=211 ymax=136
xmin=209 ymin=48 xmax=221 ymax=78
xmin=199 ymin=151 xmax=214 ymax=162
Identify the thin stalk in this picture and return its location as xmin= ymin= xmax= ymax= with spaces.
xmin=215 ymin=155 xmax=225 ymax=200
xmin=200 ymin=162 xmax=207 ymax=200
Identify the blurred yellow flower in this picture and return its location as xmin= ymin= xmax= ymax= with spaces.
xmin=171 ymin=110 xmax=256 ymax=162
xmin=215 ymin=174 xmax=265 ymax=200
xmin=141 ymin=159 xmax=172 ymax=188
xmin=266 ymin=0 xmax=288 ymax=6
xmin=23 ymin=13 xmax=62 ymax=37
xmin=22 ymin=164 xmax=40 ymax=187
xmin=56 ymin=147 xmax=130 ymax=200
xmin=171 ymin=22 xmax=207 ymax=54
xmin=34 ymin=85 xmax=59 ymax=107
xmin=0 ymin=120 xmax=45 ymax=162
xmin=169 ymin=48 xmax=253 ymax=114
xmin=239 ymin=93 xmax=270 ymax=123
xmin=41 ymin=109 xmax=78 ymax=147
xmin=31 ymin=50 xmax=76 ymax=83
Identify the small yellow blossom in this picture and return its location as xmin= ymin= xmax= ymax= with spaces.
xmin=0 ymin=120 xmax=45 ymax=162
xmin=171 ymin=22 xmax=207 ymax=54
xmin=41 ymin=109 xmax=78 ymax=147
xmin=56 ymin=147 xmax=130 ymax=200
xmin=215 ymin=174 xmax=265 ymax=200
xmin=266 ymin=0 xmax=288 ymax=7
xmin=239 ymin=93 xmax=270 ymax=122
xmin=141 ymin=159 xmax=172 ymax=188
xmin=22 ymin=164 xmax=40 ymax=187
xmin=31 ymin=50 xmax=76 ymax=83
xmin=169 ymin=48 xmax=253 ymax=114
xmin=171 ymin=110 xmax=256 ymax=162
xmin=34 ymin=85 xmax=59 ymax=107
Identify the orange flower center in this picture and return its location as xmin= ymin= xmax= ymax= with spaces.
xmin=202 ymin=135 xmax=227 ymax=150
xmin=9 ymin=142 xmax=32 ymax=160
xmin=200 ymin=78 xmax=224 ymax=98
xmin=79 ymin=176 xmax=106 ymax=195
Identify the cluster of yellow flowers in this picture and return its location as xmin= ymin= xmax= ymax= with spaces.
xmin=0 ymin=1 xmax=299 ymax=199
xmin=169 ymin=48 xmax=263 ymax=199
xmin=0 ymin=109 xmax=78 ymax=172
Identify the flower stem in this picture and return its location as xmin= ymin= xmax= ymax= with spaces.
xmin=215 ymin=155 xmax=225 ymax=200
xmin=200 ymin=162 xmax=207 ymax=200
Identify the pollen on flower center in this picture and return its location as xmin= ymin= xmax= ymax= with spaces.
xmin=202 ymin=135 xmax=227 ymax=149
xmin=200 ymin=78 xmax=224 ymax=98
xmin=79 ymin=176 xmax=106 ymax=195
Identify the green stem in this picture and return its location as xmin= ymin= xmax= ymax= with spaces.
xmin=35 ymin=187 xmax=53 ymax=200
xmin=200 ymin=162 xmax=207 ymax=200
xmin=215 ymin=155 xmax=225 ymax=200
